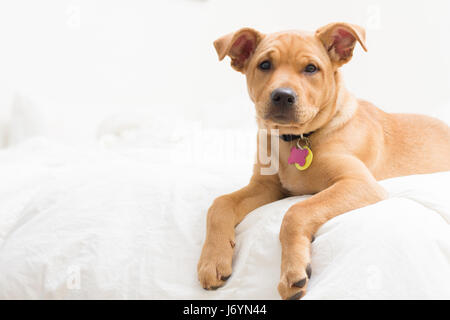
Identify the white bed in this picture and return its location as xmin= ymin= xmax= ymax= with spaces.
xmin=0 ymin=132 xmax=449 ymax=299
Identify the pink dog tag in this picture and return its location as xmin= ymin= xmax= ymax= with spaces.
xmin=288 ymin=145 xmax=313 ymax=170
xmin=288 ymin=146 xmax=309 ymax=166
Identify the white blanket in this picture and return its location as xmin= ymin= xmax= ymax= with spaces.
xmin=0 ymin=138 xmax=449 ymax=299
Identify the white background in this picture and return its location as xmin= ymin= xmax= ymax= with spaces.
xmin=0 ymin=0 xmax=449 ymax=145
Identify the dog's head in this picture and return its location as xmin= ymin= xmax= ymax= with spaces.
xmin=214 ymin=23 xmax=367 ymax=135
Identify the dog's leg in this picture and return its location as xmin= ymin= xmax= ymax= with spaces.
xmin=198 ymin=172 xmax=285 ymax=290
xmin=277 ymin=156 xmax=387 ymax=300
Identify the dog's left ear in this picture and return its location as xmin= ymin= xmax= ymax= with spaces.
xmin=316 ymin=22 xmax=367 ymax=67
xmin=214 ymin=28 xmax=263 ymax=73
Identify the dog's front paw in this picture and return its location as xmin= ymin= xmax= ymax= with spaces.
xmin=278 ymin=260 xmax=312 ymax=300
xmin=277 ymin=232 xmax=313 ymax=300
xmin=197 ymin=239 xmax=234 ymax=290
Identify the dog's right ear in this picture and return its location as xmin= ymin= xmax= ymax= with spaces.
xmin=316 ymin=22 xmax=367 ymax=67
xmin=214 ymin=28 xmax=263 ymax=73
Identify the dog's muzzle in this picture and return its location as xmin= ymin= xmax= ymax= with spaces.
xmin=265 ymin=87 xmax=297 ymax=123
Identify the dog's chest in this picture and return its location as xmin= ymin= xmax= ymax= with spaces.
xmin=278 ymin=164 xmax=315 ymax=195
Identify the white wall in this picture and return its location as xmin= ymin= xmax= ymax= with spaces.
xmin=0 ymin=0 xmax=449 ymax=145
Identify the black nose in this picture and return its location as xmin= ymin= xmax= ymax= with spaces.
xmin=271 ymin=88 xmax=297 ymax=108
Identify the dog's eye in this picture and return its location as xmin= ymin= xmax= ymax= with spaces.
xmin=304 ymin=64 xmax=318 ymax=74
xmin=258 ymin=60 xmax=272 ymax=71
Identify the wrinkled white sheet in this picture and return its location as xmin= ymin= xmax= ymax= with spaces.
xmin=0 ymin=138 xmax=449 ymax=299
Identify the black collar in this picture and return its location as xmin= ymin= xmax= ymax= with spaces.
xmin=280 ymin=131 xmax=314 ymax=142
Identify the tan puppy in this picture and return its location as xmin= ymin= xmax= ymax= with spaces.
xmin=197 ymin=22 xmax=450 ymax=300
